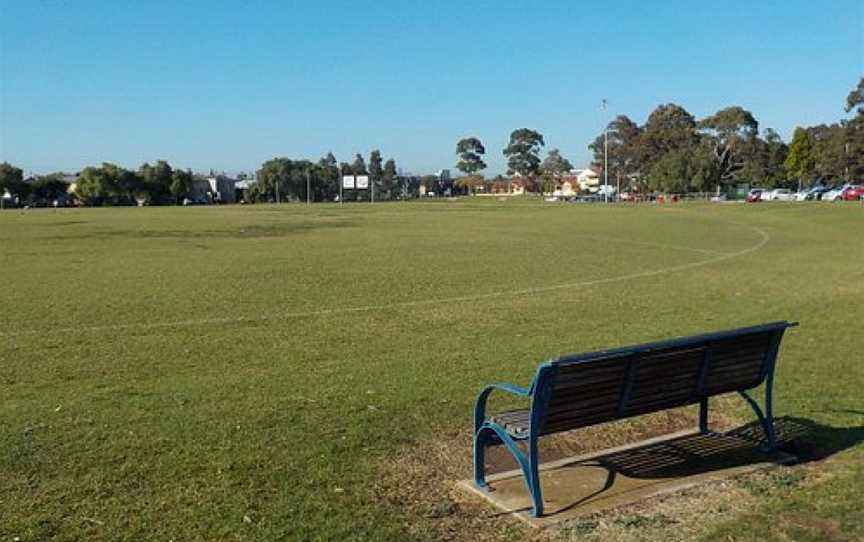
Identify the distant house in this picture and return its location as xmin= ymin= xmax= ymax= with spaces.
xmin=420 ymin=170 xmax=454 ymax=197
xmin=552 ymin=180 xmax=577 ymax=197
xmin=570 ymin=167 xmax=603 ymax=192
xmin=189 ymin=175 xmax=237 ymax=203
xmin=489 ymin=177 xmax=525 ymax=195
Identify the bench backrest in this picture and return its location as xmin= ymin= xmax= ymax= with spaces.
xmin=532 ymin=321 xmax=794 ymax=436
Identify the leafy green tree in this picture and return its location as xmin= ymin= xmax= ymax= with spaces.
xmin=382 ymin=158 xmax=398 ymax=198
xmin=589 ymin=115 xmax=642 ymax=191
xmin=369 ymin=150 xmax=383 ymax=198
xmin=257 ymin=158 xmax=293 ymax=202
xmin=138 ymin=160 xmax=173 ymax=202
xmin=30 ymin=174 xmax=70 ymax=202
xmin=738 ymin=128 xmax=788 ymax=188
xmin=845 ymin=117 xmax=864 ymax=181
xmin=647 ymin=146 xmax=716 ymax=193
xmin=455 ymin=137 xmax=487 ymax=176
xmin=763 ymin=129 xmax=789 ymax=186
xmin=349 ymin=154 xmax=368 ymax=200
xmin=75 ymin=165 xmax=115 ymax=205
xmin=806 ymin=124 xmax=847 ymax=182
xmin=351 ymin=154 xmax=368 ymax=175
xmin=843 ymin=77 xmax=864 ymax=180
xmin=845 ymin=77 xmax=864 ymax=115
xmin=0 ymin=162 xmax=25 ymax=197
xmin=641 ymin=103 xmax=698 ymax=161
xmin=540 ymin=149 xmax=573 ymax=193
xmin=503 ymin=129 xmax=544 ymax=189
xmin=784 ymin=128 xmax=816 ymax=188
xmin=99 ymin=163 xmax=142 ymax=202
xmin=698 ymin=106 xmax=759 ymax=184
xmin=170 ymin=169 xmax=193 ymax=202
xmin=698 ymin=106 xmax=759 ymax=141
xmin=316 ymin=152 xmax=340 ymax=201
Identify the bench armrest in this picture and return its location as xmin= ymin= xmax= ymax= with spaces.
xmin=474 ymin=383 xmax=530 ymax=433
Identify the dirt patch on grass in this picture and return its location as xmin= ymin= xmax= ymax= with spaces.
xmin=373 ymin=405 xmax=749 ymax=541
xmin=554 ymin=465 xmax=823 ymax=542
xmin=371 ymin=403 xmax=843 ymax=541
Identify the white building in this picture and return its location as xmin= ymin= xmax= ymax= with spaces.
xmin=571 ymin=167 xmax=602 ymax=192
xmin=190 ymin=175 xmax=237 ymax=203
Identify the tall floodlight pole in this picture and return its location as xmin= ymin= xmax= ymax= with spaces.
xmin=306 ymin=169 xmax=311 ymax=206
xmin=602 ymin=99 xmax=609 ymax=203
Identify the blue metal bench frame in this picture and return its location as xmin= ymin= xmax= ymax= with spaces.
xmin=473 ymin=321 xmax=798 ymax=517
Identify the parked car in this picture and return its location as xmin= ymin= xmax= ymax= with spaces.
xmin=746 ymin=188 xmax=765 ymax=202
xmin=803 ymin=185 xmax=826 ymax=200
xmin=805 ymin=186 xmax=831 ymax=200
xmin=822 ymin=184 xmax=852 ymax=201
xmin=793 ymin=186 xmax=824 ymax=201
xmin=841 ymin=185 xmax=864 ymax=201
xmin=763 ymin=189 xmax=793 ymax=201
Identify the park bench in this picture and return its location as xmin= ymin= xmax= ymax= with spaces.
xmin=473 ymin=320 xmax=798 ymax=517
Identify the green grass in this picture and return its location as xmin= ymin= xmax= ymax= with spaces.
xmin=1 ymin=200 xmax=862 ymax=541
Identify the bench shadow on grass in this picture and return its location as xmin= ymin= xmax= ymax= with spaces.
xmin=565 ymin=416 xmax=863 ymax=516
xmin=593 ymin=416 xmax=864 ymax=480
xmin=485 ymin=417 xmax=864 ymax=517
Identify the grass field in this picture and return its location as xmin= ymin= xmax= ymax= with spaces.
xmin=1 ymin=199 xmax=862 ymax=541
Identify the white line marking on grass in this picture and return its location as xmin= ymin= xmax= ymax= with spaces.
xmin=0 ymin=222 xmax=769 ymax=338
xmin=571 ymin=234 xmax=730 ymax=256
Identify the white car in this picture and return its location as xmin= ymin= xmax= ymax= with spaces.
xmin=822 ymin=184 xmax=851 ymax=201
xmin=764 ymin=189 xmax=793 ymax=201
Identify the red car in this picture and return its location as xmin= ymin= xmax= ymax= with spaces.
xmin=841 ymin=185 xmax=864 ymax=201
xmin=746 ymin=189 xmax=764 ymax=203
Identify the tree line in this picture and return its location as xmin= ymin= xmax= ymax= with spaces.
xmin=451 ymin=77 xmax=863 ymax=195
xmin=3 ymin=77 xmax=861 ymax=204
xmin=785 ymin=78 xmax=864 ymax=186
xmin=589 ymin=78 xmax=864 ymax=193
xmin=0 ymin=160 xmax=195 ymax=206
xmin=453 ymin=130 xmax=574 ymax=194
xmin=252 ymin=150 xmax=405 ymax=203
xmin=0 ymin=150 xmax=407 ymax=206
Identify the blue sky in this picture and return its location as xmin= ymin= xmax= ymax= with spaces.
xmin=1 ymin=1 xmax=862 ymax=176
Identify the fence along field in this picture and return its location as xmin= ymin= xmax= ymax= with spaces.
xmin=1 ymin=200 xmax=862 ymax=541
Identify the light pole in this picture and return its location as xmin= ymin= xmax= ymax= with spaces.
xmin=306 ymin=169 xmax=311 ymax=206
xmin=601 ymin=98 xmax=609 ymax=203
xmin=602 ymin=98 xmax=609 ymax=203
xmin=845 ymin=142 xmax=850 ymax=182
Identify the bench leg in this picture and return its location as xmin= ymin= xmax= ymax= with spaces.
xmin=764 ymin=373 xmax=776 ymax=451
xmin=473 ymin=429 xmax=489 ymax=489
xmin=738 ymin=387 xmax=777 ymax=453
xmin=527 ymin=437 xmax=543 ymax=517
xmin=699 ymin=397 xmax=709 ymax=434
xmin=473 ymin=424 xmax=544 ymax=516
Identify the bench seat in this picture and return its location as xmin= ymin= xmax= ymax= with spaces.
xmin=473 ymin=321 xmax=798 ymax=517
xmin=490 ymin=410 xmax=531 ymax=438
